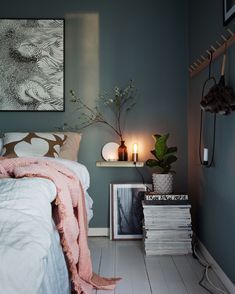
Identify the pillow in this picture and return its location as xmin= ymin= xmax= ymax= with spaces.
xmin=58 ymin=132 xmax=82 ymax=161
xmin=1 ymin=132 xmax=66 ymax=158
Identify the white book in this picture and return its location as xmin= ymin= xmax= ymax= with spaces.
xmin=143 ymin=209 xmax=191 ymax=215
xmin=143 ymin=210 xmax=191 ymax=215
xmin=145 ymin=238 xmax=192 ymax=243
xmin=144 ymin=229 xmax=192 ymax=240
xmin=143 ymin=206 xmax=191 ymax=212
xmin=145 ymin=248 xmax=192 ymax=256
xmin=144 ymin=225 xmax=192 ymax=230
xmin=144 ymin=243 xmax=192 ymax=251
xmin=142 ymin=202 xmax=191 ymax=210
xmin=144 ymin=219 xmax=191 ymax=225
xmin=144 ymin=215 xmax=191 ymax=220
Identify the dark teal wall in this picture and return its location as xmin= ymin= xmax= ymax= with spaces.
xmin=0 ymin=0 xmax=188 ymax=228
xmin=189 ymin=0 xmax=235 ymax=284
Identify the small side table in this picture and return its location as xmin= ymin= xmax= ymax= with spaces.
xmin=142 ymin=193 xmax=192 ymax=255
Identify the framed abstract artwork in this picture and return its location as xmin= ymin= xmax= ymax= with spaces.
xmin=110 ymin=183 xmax=151 ymax=240
xmin=0 ymin=19 xmax=64 ymax=111
xmin=223 ymin=0 xmax=235 ymax=25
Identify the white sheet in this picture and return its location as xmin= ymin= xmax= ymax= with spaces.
xmin=0 ymin=158 xmax=93 ymax=294
xmin=0 ymin=177 xmax=57 ymax=294
xmin=38 ymin=220 xmax=70 ymax=294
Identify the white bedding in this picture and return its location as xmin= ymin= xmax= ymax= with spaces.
xmin=0 ymin=158 xmax=93 ymax=294
xmin=38 ymin=220 xmax=70 ymax=294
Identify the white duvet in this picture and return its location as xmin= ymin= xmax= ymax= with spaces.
xmin=0 ymin=158 xmax=93 ymax=294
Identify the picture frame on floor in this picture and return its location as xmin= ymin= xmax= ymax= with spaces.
xmin=0 ymin=18 xmax=65 ymax=112
xmin=110 ymin=183 xmax=151 ymax=240
xmin=223 ymin=0 xmax=235 ymax=25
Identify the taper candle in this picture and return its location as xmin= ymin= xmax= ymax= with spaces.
xmin=203 ymin=148 xmax=208 ymax=164
xmin=132 ymin=143 xmax=138 ymax=162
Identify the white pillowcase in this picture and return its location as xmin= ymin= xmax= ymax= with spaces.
xmin=0 ymin=132 xmax=82 ymax=161
xmin=1 ymin=132 xmax=66 ymax=158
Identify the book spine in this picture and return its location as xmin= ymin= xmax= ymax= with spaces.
xmin=143 ymin=205 xmax=191 ymax=209
xmin=143 ymin=200 xmax=189 ymax=205
xmin=144 ymin=194 xmax=188 ymax=201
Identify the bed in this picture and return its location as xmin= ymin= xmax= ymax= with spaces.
xmin=0 ymin=132 xmax=93 ymax=294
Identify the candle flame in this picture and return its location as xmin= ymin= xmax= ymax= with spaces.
xmin=133 ymin=143 xmax=138 ymax=154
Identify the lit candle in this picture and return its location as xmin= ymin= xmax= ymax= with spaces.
xmin=203 ymin=148 xmax=208 ymax=164
xmin=132 ymin=143 xmax=138 ymax=162
xmin=107 ymin=155 xmax=115 ymax=161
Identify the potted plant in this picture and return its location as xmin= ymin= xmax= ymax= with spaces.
xmin=146 ymin=133 xmax=177 ymax=194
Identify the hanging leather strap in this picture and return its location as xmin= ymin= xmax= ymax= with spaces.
xmin=199 ymin=51 xmax=217 ymax=167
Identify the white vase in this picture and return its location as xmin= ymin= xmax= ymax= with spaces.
xmin=152 ymin=173 xmax=173 ymax=194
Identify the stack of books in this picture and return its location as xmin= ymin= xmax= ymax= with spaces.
xmin=143 ymin=193 xmax=192 ymax=255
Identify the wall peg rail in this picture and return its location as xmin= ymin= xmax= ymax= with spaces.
xmin=189 ymin=28 xmax=235 ymax=78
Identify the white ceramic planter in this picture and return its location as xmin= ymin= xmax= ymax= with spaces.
xmin=152 ymin=173 xmax=173 ymax=194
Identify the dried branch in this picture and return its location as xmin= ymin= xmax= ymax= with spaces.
xmin=68 ymin=80 xmax=137 ymax=140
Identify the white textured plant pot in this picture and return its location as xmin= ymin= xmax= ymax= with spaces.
xmin=152 ymin=173 xmax=173 ymax=194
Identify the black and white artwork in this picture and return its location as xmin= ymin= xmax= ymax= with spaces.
xmin=0 ymin=19 xmax=64 ymax=111
xmin=223 ymin=0 xmax=235 ymax=25
xmin=111 ymin=183 xmax=149 ymax=240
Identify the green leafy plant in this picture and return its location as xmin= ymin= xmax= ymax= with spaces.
xmin=146 ymin=133 xmax=177 ymax=174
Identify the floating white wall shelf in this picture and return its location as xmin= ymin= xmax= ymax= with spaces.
xmin=96 ymin=161 xmax=144 ymax=167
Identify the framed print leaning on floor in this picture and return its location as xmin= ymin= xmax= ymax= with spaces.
xmin=223 ymin=0 xmax=235 ymax=25
xmin=110 ymin=183 xmax=151 ymax=240
xmin=0 ymin=19 xmax=64 ymax=111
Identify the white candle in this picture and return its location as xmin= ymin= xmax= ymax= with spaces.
xmin=108 ymin=156 xmax=115 ymax=161
xmin=132 ymin=143 xmax=138 ymax=162
xmin=203 ymin=148 xmax=208 ymax=162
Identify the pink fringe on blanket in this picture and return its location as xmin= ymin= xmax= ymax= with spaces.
xmin=0 ymin=157 xmax=120 ymax=294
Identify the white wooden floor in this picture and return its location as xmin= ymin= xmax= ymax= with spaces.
xmin=88 ymin=237 xmax=227 ymax=294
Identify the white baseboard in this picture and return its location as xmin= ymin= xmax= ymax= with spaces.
xmin=88 ymin=228 xmax=109 ymax=237
xmin=197 ymin=239 xmax=235 ymax=293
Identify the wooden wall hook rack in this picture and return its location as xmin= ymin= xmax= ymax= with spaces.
xmin=189 ymin=27 xmax=235 ymax=78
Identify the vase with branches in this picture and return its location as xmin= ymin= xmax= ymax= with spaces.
xmin=68 ymin=80 xmax=137 ymax=160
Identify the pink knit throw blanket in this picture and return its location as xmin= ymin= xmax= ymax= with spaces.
xmin=0 ymin=157 xmax=120 ymax=294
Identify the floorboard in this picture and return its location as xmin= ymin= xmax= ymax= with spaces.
xmin=115 ymin=241 xmax=152 ymax=294
xmin=88 ymin=237 xmax=227 ymax=294
xmin=185 ymin=254 xmax=205 ymax=280
xmin=97 ymin=240 xmax=116 ymax=294
xmin=88 ymin=238 xmax=102 ymax=294
xmin=172 ymin=255 xmax=208 ymax=294
xmin=156 ymin=256 xmax=188 ymax=294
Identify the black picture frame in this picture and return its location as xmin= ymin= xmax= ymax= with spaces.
xmin=223 ymin=0 xmax=235 ymax=25
xmin=110 ymin=183 xmax=151 ymax=240
xmin=0 ymin=18 xmax=65 ymax=112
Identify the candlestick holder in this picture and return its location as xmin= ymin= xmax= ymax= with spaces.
xmin=132 ymin=153 xmax=138 ymax=162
